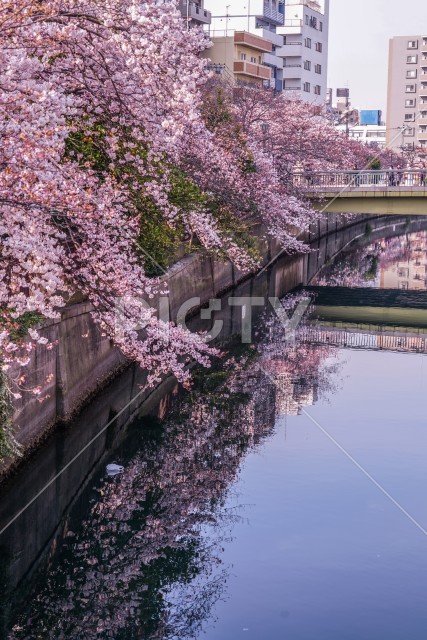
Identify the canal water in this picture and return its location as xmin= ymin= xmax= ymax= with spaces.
xmin=2 ymin=216 xmax=427 ymax=639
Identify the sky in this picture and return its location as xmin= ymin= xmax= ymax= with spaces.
xmin=210 ymin=0 xmax=427 ymax=118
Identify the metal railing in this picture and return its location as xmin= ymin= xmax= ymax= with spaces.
xmin=292 ymin=170 xmax=427 ymax=190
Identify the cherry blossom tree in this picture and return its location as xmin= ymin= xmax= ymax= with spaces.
xmin=0 ymin=0 xmax=368 ymax=454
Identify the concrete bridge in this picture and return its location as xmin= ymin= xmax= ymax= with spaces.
xmin=302 ymin=285 xmax=427 ymax=329
xmin=295 ymin=170 xmax=427 ymax=215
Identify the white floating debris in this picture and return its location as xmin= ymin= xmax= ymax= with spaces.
xmin=106 ymin=463 xmax=124 ymax=477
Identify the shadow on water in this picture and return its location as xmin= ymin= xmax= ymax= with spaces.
xmin=2 ymin=215 xmax=427 ymax=638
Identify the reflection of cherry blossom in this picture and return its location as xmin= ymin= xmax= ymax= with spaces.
xmin=10 ymin=310 xmax=342 ymax=639
xmin=315 ymin=234 xmax=416 ymax=288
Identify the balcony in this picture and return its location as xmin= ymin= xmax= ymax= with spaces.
xmin=283 ymin=66 xmax=302 ymax=79
xmin=278 ymin=19 xmax=303 ymax=35
xmin=276 ymin=42 xmax=303 ymax=57
xmin=257 ymin=29 xmax=284 ymax=47
xmin=263 ymin=51 xmax=283 ymax=69
xmin=262 ymin=5 xmax=285 ymax=25
xmin=179 ymin=1 xmax=211 ymax=25
xmin=420 ymin=86 xmax=427 ymax=97
xmin=234 ymin=31 xmax=272 ymax=53
xmin=233 ymin=61 xmax=271 ymax=81
xmin=418 ymin=131 xmax=427 ymax=141
xmin=418 ymin=117 xmax=427 ymax=125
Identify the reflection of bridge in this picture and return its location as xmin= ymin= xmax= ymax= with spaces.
xmin=295 ymin=170 xmax=427 ymax=215
xmin=300 ymin=325 xmax=427 ymax=355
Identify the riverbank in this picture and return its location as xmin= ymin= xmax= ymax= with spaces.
xmin=1 ymin=214 xmax=398 ymax=480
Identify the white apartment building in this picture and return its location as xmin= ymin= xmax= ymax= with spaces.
xmin=387 ymin=35 xmax=427 ymax=153
xmin=277 ymin=0 xmax=330 ymax=104
xmin=336 ymin=124 xmax=387 ymax=149
xmin=252 ymin=0 xmax=286 ymax=92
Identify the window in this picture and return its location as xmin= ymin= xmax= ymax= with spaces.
xmin=309 ymin=16 xmax=317 ymax=29
xmin=304 ymin=37 xmax=312 ymax=48
xmin=315 ymin=42 xmax=323 ymax=52
xmin=303 ymin=82 xmax=311 ymax=92
xmin=407 ymin=40 xmax=418 ymax=49
xmin=319 ymin=21 xmax=323 ymax=32
xmin=304 ymin=60 xmax=311 ymax=70
xmin=315 ymin=63 xmax=322 ymax=74
xmin=314 ymin=85 xmax=321 ymax=95
xmin=250 ymin=56 xmax=257 ymax=63
xmin=405 ymin=98 xmax=416 ymax=106
xmin=405 ymin=113 xmax=415 ymax=121
xmin=403 ymin=127 xmax=415 ymax=136
xmin=407 ymin=69 xmax=417 ymax=78
xmin=305 ymin=15 xmax=309 ymax=25
xmin=240 ymin=53 xmax=247 ymax=61
xmin=398 ymin=268 xmax=410 ymax=278
xmin=399 ymin=281 xmax=409 ymax=289
xmin=407 ymin=55 xmax=418 ymax=63
xmin=405 ymin=84 xmax=417 ymax=92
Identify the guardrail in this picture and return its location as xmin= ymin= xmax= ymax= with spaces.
xmin=293 ymin=170 xmax=427 ymax=189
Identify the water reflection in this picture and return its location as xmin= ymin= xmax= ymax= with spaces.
xmin=314 ymin=230 xmax=427 ymax=290
xmin=5 ymin=217 xmax=427 ymax=639
xmin=10 ymin=327 xmax=339 ymax=639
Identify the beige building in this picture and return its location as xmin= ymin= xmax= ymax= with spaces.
xmin=206 ymin=31 xmax=273 ymax=87
xmin=386 ymin=35 xmax=427 ymax=153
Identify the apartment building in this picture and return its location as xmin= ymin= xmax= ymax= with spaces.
xmin=178 ymin=0 xmax=211 ymax=27
xmin=252 ymin=0 xmax=285 ymax=92
xmin=387 ymin=36 xmax=427 ymax=153
xmin=209 ymin=1 xmax=285 ymax=91
xmin=336 ymin=124 xmax=387 ymax=149
xmin=206 ymin=31 xmax=273 ymax=88
xmin=277 ymin=0 xmax=330 ymax=104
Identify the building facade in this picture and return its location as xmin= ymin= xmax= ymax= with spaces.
xmin=252 ymin=0 xmax=286 ymax=92
xmin=178 ymin=0 xmax=211 ymax=27
xmin=336 ymin=124 xmax=387 ymax=149
xmin=206 ymin=31 xmax=273 ymax=87
xmin=277 ymin=0 xmax=330 ymax=104
xmin=387 ymin=35 xmax=427 ymax=153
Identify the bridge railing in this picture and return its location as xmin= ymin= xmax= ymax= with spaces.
xmin=293 ymin=169 xmax=427 ymax=190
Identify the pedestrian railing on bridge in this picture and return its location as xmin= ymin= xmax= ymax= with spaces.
xmin=293 ymin=170 xmax=427 ymax=190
